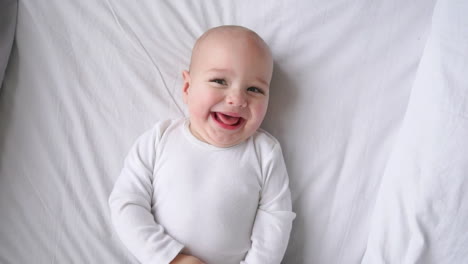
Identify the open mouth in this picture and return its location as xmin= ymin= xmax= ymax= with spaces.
xmin=211 ymin=112 xmax=244 ymax=130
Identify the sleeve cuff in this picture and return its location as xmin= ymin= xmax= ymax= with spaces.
xmin=148 ymin=241 xmax=184 ymax=264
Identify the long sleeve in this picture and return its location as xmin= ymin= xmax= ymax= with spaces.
xmin=108 ymin=127 xmax=184 ymax=264
xmin=242 ymin=144 xmax=296 ymax=264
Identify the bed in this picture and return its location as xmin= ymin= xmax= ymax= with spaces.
xmin=1 ymin=0 xmax=467 ymax=263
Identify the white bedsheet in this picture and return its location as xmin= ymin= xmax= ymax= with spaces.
xmin=362 ymin=0 xmax=468 ymax=263
xmin=1 ymin=0 xmax=466 ymax=263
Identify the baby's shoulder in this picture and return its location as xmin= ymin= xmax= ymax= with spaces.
xmin=250 ymin=128 xmax=282 ymax=154
xmin=139 ymin=118 xmax=185 ymax=143
xmin=151 ymin=118 xmax=182 ymax=130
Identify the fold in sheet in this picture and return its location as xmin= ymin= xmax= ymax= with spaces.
xmin=0 ymin=0 xmax=17 ymax=88
xmin=363 ymin=0 xmax=468 ymax=262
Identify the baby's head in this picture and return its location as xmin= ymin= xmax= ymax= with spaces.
xmin=182 ymin=25 xmax=273 ymax=147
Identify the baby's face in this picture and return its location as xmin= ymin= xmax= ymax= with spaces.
xmin=182 ymin=28 xmax=273 ymax=147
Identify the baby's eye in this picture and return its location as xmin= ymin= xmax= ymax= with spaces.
xmin=210 ymin=79 xmax=227 ymax=85
xmin=247 ymin=87 xmax=264 ymax=94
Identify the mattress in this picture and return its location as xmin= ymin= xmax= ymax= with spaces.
xmin=1 ymin=0 xmax=467 ymax=263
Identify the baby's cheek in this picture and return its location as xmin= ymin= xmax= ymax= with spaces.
xmin=199 ymin=94 xmax=221 ymax=111
xmin=191 ymin=105 xmax=208 ymax=118
xmin=252 ymin=102 xmax=268 ymax=120
xmin=187 ymin=100 xmax=206 ymax=119
xmin=193 ymin=103 xmax=215 ymax=121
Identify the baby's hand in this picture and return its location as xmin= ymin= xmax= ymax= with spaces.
xmin=170 ymin=254 xmax=205 ymax=264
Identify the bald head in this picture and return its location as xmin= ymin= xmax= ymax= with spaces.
xmin=181 ymin=25 xmax=274 ymax=147
xmin=189 ymin=25 xmax=273 ymax=74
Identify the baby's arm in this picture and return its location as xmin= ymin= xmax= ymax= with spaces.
xmin=242 ymin=144 xmax=296 ymax=264
xmin=109 ymin=127 xmax=184 ymax=264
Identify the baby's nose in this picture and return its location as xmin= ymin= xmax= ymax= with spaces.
xmin=226 ymin=91 xmax=247 ymax=107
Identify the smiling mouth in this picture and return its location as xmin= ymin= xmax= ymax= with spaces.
xmin=211 ymin=112 xmax=245 ymax=130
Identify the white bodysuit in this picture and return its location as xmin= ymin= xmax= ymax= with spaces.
xmin=109 ymin=118 xmax=295 ymax=264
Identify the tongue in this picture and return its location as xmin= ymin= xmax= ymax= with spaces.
xmin=217 ymin=113 xmax=240 ymax=125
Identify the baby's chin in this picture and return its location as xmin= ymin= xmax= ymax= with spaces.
xmin=208 ymin=123 xmax=262 ymax=148
xmin=202 ymin=128 xmax=252 ymax=148
xmin=203 ymin=128 xmax=250 ymax=147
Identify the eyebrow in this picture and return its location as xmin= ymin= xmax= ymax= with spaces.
xmin=206 ymin=68 xmax=231 ymax=74
xmin=206 ymin=68 xmax=270 ymax=87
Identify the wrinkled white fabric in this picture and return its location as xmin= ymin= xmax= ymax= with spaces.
xmin=5 ymin=0 xmax=468 ymax=264
xmin=362 ymin=0 xmax=468 ymax=263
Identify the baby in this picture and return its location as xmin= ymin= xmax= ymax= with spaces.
xmin=109 ymin=25 xmax=295 ymax=264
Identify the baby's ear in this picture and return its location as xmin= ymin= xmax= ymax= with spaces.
xmin=182 ymin=70 xmax=191 ymax=104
